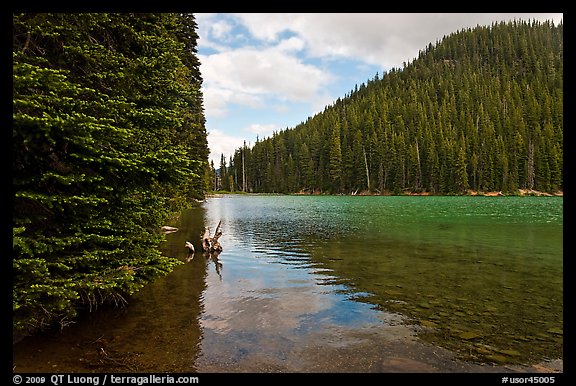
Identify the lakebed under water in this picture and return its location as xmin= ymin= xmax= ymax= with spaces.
xmin=13 ymin=195 xmax=563 ymax=373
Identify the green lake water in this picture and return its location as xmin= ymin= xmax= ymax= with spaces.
xmin=12 ymin=195 xmax=563 ymax=372
xmin=212 ymin=195 xmax=562 ymax=365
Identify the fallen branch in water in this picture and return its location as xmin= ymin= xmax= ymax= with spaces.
xmin=161 ymin=226 xmax=178 ymax=234
xmin=202 ymin=220 xmax=223 ymax=253
xmin=95 ymin=347 xmax=137 ymax=372
xmin=184 ymin=241 xmax=195 ymax=262
xmin=184 ymin=241 xmax=195 ymax=253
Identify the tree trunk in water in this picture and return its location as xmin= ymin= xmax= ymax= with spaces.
xmin=202 ymin=220 xmax=223 ymax=253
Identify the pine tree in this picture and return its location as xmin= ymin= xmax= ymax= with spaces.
xmin=219 ymin=154 xmax=228 ymax=191
xmin=328 ymin=124 xmax=343 ymax=193
xmin=13 ymin=13 xmax=209 ymax=336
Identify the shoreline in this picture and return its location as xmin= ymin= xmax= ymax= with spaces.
xmin=208 ymin=189 xmax=563 ymax=197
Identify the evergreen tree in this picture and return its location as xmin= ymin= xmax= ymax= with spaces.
xmin=13 ymin=13 xmax=209 ymax=336
xmin=219 ymin=153 xmax=228 ymax=191
xmin=328 ymin=124 xmax=343 ymax=193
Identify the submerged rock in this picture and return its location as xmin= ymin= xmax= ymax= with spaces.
xmin=485 ymin=354 xmax=508 ymax=364
xmin=547 ymin=327 xmax=563 ymax=336
xmin=498 ymin=349 xmax=521 ymax=357
xmin=419 ymin=320 xmax=438 ymax=328
xmin=459 ymin=331 xmax=482 ymax=340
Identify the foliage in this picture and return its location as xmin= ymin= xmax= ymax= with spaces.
xmin=222 ymin=19 xmax=562 ymax=195
xmin=13 ymin=13 xmax=209 ymax=335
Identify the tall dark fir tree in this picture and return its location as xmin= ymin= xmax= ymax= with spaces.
xmin=13 ymin=13 xmax=210 ymax=337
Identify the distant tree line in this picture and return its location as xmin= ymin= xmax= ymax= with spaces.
xmin=13 ymin=13 xmax=209 ymax=337
xmin=216 ymin=19 xmax=562 ymax=195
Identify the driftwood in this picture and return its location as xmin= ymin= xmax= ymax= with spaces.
xmin=184 ymin=241 xmax=195 ymax=262
xmin=161 ymin=226 xmax=178 ymax=234
xmin=202 ymin=220 xmax=223 ymax=253
xmin=201 ymin=228 xmax=210 ymax=252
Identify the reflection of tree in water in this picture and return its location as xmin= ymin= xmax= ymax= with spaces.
xmin=183 ymin=248 xmax=222 ymax=279
xmin=206 ymin=251 xmax=223 ymax=280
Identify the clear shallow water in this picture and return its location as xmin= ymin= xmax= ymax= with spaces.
xmin=13 ymin=195 xmax=563 ymax=372
xmin=208 ymin=195 xmax=563 ymax=364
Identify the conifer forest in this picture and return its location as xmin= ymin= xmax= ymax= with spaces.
xmin=13 ymin=13 xmax=210 ymax=337
xmin=218 ymin=20 xmax=562 ymax=196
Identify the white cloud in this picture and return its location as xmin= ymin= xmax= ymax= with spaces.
xmin=210 ymin=19 xmax=233 ymax=41
xmin=276 ymin=36 xmax=305 ymax=52
xmin=232 ymin=13 xmax=563 ymax=69
xmin=199 ymin=47 xmax=333 ymax=118
xmin=202 ymin=86 xmax=263 ymax=118
xmin=197 ymin=13 xmax=336 ymax=123
xmin=232 ymin=13 xmax=299 ymax=42
xmin=196 ymin=13 xmax=229 ymax=53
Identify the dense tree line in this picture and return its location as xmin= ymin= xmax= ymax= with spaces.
xmin=13 ymin=13 xmax=209 ymax=337
xmin=219 ymin=20 xmax=562 ymax=195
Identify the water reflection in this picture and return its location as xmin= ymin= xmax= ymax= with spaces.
xmin=190 ymin=196 xmax=427 ymax=371
xmin=13 ymin=195 xmax=563 ymax=373
xmin=13 ymin=205 xmax=210 ymax=373
xmin=196 ymin=195 xmax=562 ymax=368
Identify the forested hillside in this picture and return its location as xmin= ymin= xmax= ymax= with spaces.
xmin=13 ymin=13 xmax=209 ymax=337
xmin=221 ymin=19 xmax=562 ymax=195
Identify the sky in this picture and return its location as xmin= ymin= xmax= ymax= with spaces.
xmin=195 ymin=13 xmax=563 ymax=166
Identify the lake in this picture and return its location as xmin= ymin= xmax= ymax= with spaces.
xmin=12 ymin=195 xmax=563 ymax=373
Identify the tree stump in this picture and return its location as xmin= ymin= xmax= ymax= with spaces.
xmin=202 ymin=220 xmax=223 ymax=253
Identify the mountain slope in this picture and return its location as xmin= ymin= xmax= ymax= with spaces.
xmin=223 ymin=19 xmax=562 ymax=195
